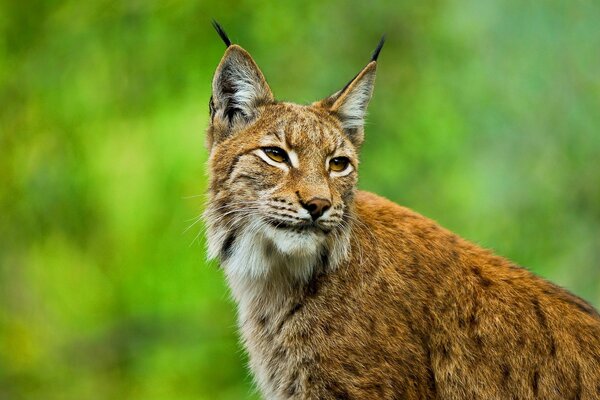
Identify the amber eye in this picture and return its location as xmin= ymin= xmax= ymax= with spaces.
xmin=262 ymin=147 xmax=289 ymax=163
xmin=329 ymin=157 xmax=350 ymax=172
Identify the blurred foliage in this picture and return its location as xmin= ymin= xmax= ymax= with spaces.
xmin=1 ymin=0 xmax=599 ymax=398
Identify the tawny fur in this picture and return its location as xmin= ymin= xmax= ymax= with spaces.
xmin=202 ymin=31 xmax=600 ymax=400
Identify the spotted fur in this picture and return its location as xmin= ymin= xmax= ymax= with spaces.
xmin=202 ymin=26 xmax=600 ymax=400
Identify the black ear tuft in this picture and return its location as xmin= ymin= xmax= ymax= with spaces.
xmin=370 ymin=35 xmax=386 ymax=62
xmin=212 ymin=20 xmax=232 ymax=47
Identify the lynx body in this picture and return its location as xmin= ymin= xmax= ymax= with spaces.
xmin=202 ymin=24 xmax=600 ymax=399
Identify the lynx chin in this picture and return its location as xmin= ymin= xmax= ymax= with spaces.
xmin=201 ymin=22 xmax=600 ymax=400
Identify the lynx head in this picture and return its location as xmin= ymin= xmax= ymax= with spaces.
xmin=204 ymin=22 xmax=383 ymax=288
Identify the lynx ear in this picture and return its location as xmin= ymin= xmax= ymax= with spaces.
xmin=316 ymin=37 xmax=384 ymax=146
xmin=209 ymin=22 xmax=273 ymax=138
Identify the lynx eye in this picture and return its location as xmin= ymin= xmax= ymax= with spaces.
xmin=262 ymin=147 xmax=289 ymax=163
xmin=329 ymin=157 xmax=350 ymax=172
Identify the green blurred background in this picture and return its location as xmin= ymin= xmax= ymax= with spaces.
xmin=1 ymin=0 xmax=599 ymax=399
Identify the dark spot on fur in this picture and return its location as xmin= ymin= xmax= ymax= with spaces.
xmin=474 ymin=334 xmax=484 ymax=348
xmin=547 ymin=286 xmax=600 ymax=318
xmin=440 ymin=342 xmax=450 ymax=359
xmin=277 ymin=303 xmax=304 ymax=334
xmin=572 ymin=364 xmax=582 ymax=400
xmin=288 ymin=302 xmax=303 ymax=317
xmin=471 ymin=265 xmax=492 ymax=287
xmin=298 ymin=327 xmax=310 ymax=340
xmin=273 ymin=345 xmax=286 ymax=361
xmin=363 ymin=383 xmax=385 ymax=396
xmin=422 ymin=304 xmax=430 ymax=317
xmin=390 ymin=377 xmax=407 ymax=399
xmin=305 ymin=272 xmax=323 ymax=298
xmin=532 ymin=370 xmax=540 ymax=396
xmin=533 ymin=298 xmax=557 ymax=356
xmin=275 ymin=320 xmax=285 ymax=335
xmin=209 ymin=95 xmax=215 ymax=120
xmin=274 ymin=205 xmax=296 ymax=212
xmin=468 ymin=305 xmax=478 ymax=329
xmin=320 ymin=250 xmax=329 ymax=270
xmin=238 ymin=168 xmax=277 ymax=190
xmin=500 ymin=364 xmax=511 ymax=387
xmin=322 ymin=322 xmax=332 ymax=336
xmin=450 ymin=249 xmax=459 ymax=262
xmin=378 ymin=279 xmax=390 ymax=291
xmin=325 ymin=382 xmax=350 ymax=399
xmin=532 ymin=300 xmax=548 ymax=326
xmin=286 ymin=372 xmax=300 ymax=396
xmin=341 ymin=189 xmax=354 ymax=204
xmin=257 ymin=314 xmax=268 ymax=328
xmin=388 ymin=324 xmax=398 ymax=336
xmin=549 ymin=338 xmax=557 ymax=357
xmin=235 ymin=173 xmax=255 ymax=182
xmin=367 ymin=316 xmax=376 ymax=333
xmin=221 ymin=231 xmax=237 ymax=260
xmin=415 ymin=229 xmax=426 ymax=240
xmin=424 ymin=345 xmax=437 ymax=395
xmin=342 ymin=362 xmax=359 ymax=375
xmin=285 ymin=382 xmax=297 ymax=396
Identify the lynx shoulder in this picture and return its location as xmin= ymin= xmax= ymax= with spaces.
xmin=202 ymin=22 xmax=600 ymax=400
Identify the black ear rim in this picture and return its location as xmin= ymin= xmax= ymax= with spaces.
xmin=370 ymin=35 xmax=386 ymax=62
xmin=212 ymin=19 xmax=232 ymax=47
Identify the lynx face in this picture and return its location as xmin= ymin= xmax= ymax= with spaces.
xmin=203 ymin=32 xmax=382 ymax=287
xmin=209 ymin=103 xmax=357 ymax=255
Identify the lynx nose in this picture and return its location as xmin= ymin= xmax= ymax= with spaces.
xmin=302 ymin=198 xmax=331 ymax=221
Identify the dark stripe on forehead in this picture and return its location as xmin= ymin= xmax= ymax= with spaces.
xmin=280 ymin=128 xmax=292 ymax=150
xmin=263 ymin=130 xmax=292 ymax=149
xmin=264 ymin=131 xmax=281 ymax=141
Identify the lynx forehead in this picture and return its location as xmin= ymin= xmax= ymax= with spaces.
xmin=211 ymin=102 xmax=359 ymax=183
xmin=202 ymin=22 xmax=600 ymax=400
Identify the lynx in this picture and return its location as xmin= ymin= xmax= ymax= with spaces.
xmin=202 ymin=22 xmax=600 ymax=399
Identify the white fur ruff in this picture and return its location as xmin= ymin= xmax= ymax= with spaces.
xmin=204 ymin=212 xmax=350 ymax=312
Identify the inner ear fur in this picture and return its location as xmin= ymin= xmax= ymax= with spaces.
xmin=314 ymin=61 xmax=377 ymax=147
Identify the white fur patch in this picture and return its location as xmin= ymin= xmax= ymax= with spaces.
xmin=287 ymin=149 xmax=300 ymax=169
xmin=204 ymin=204 xmax=351 ymax=302
xmin=229 ymin=69 xmax=264 ymax=116
xmin=221 ymin=219 xmax=324 ymax=284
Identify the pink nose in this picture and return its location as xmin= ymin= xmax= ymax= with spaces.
xmin=302 ymin=198 xmax=332 ymax=221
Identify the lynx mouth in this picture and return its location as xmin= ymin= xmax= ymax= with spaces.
xmin=266 ymin=218 xmax=331 ymax=234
